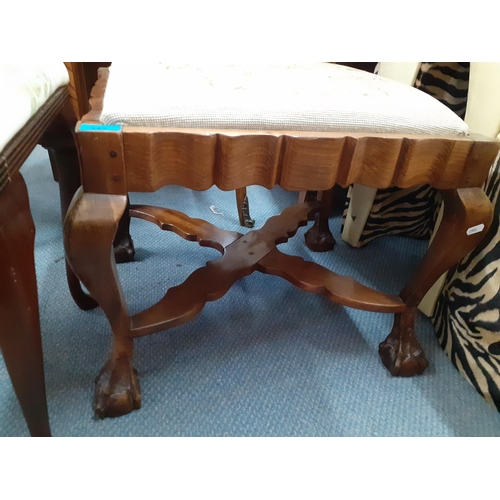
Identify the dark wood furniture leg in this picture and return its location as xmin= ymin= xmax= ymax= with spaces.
xmin=41 ymin=124 xmax=97 ymax=311
xmin=0 ymin=173 xmax=51 ymax=437
xmin=304 ymin=189 xmax=336 ymax=251
xmin=40 ymin=113 xmax=135 ymax=311
xmin=64 ymin=189 xmax=141 ymax=418
xmin=64 ymin=187 xmax=493 ymax=416
xmin=113 ymin=196 xmax=136 ymax=263
xmin=235 ymin=187 xmax=255 ymax=227
xmin=380 ymin=187 xmax=494 ymax=376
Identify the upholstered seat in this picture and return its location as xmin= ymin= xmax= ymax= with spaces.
xmin=101 ymin=63 xmax=468 ymax=136
xmin=96 ymin=63 xmax=472 ymax=232
xmin=0 ymin=63 xmax=68 ymax=151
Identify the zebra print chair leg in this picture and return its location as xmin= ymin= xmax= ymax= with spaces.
xmin=341 ymin=185 xmax=377 ymax=247
xmin=417 ymin=203 xmax=446 ymax=317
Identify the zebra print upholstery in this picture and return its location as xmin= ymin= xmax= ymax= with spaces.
xmin=433 ymin=152 xmax=500 ymax=410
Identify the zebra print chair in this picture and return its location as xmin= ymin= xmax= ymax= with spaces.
xmin=435 ymin=64 xmax=500 ymax=411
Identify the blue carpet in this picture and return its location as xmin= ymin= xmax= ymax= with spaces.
xmin=2 ymin=146 xmax=500 ymax=436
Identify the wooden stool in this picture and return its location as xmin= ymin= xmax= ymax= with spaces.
xmin=65 ymin=63 xmax=500 ymax=418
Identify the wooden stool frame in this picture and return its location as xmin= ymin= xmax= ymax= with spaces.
xmin=65 ymin=68 xmax=500 ymax=418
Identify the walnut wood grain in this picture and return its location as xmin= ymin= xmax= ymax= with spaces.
xmin=64 ymin=189 xmax=130 ymax=331
xmin=2 ymin=87 xmax=68 ymax=183
xmin=62 ymin=63 xmax=114 ymax=122
xmin=129 ymin=202 xmax=319 ymax=337
xmin=64 ymin=62 xmax=89 ymax=120
xmin=93 ymin=352 xmax=141 ymax=419
xmin=130 ymin=205 xmax=242 ymax=252
xmin=379 ymin=187 xmax=494 ymax=376
xmin=0 ymin=173 xmax=51 ymax=436
xmin=256 ymin=248 xmax=405 ymax=313
xmin=304 ymin=188 xmax=336 ymax=251
xmin=0 ymin=86 xmax=82 ymax=435
xmin=120 ymin=129 xmax=499 ymax=192
xmin=39 ymin=108 xmax=99 ymax=311
xmin=64 ymin=189 xmax=141 ymax=417
xmin=402 ymin=188 xmax=493 ymax=308
xmin=77 ymin=129 xmax=127 ymax=195
xmin=78 ymin=67 xmax=500 ymax=193
xmin=65 ymin=186 xmax=495 ymax=414
xmin=66 ymin=63 xmax=500 ymax=417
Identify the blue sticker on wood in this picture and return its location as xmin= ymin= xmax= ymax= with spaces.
xmin=79 ymin=124 xmax=122 ymax=132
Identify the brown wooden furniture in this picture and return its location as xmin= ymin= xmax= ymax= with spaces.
xmin=0 ymin=84 xmax=82 ymax=436
xmin=65 ymin=62 xmax=255 ymax=229
xmin=65 ymin=66 xmax=499 ymax=418
xmin=0 ymin=171 xmax=51 ymax=437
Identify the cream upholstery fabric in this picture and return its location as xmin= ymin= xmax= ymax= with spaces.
xmin=377 ymin=62 xmax=421 ymax=87
xmin=0 ymin=63 xmax=69 ymax=151
xmin=101 ymin=63 xmax=469 ymax=136
xmin=465 ymin=62 xmax=500 ymax=138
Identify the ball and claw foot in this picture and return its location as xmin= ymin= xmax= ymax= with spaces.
xmin=240 ymin=196 xmax=255 ymax=228
xmin=242 ymin=214 xmax=255 ymax=228
xmin=378 ymin=316 xmax=429 ymax=377
xmin=93 ymin=355 xmax=142 ymax=418
xmin=113 ymin=234 xmax=136 ymax=264
xmin=304 ymin=224 xmax=336 ymax=252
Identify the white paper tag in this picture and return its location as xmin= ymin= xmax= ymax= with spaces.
xmin=467 ymin=223 xmax=485 ymax=236
xmin=209 ymin=205 xmax=224 ymax=216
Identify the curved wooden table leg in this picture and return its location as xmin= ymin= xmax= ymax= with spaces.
xmin=64 ymin=189 xmax=140 ymax=418
xmin=45 ymin=145 xmax=98 ymax=310
xmin=42 ymin=116 xmax=135 ymax=310
xmin=0 ymin=173 xmax=51 ymax=436
xmin=305 ymin=188 xmax=336 ymax=252
xmin=380 ymin=187 xmax=494 ymax=376
xmin=235 ymin=187 xmax=255 ymax=228
xmin=41 ymin=115 xmax=98 ymax=310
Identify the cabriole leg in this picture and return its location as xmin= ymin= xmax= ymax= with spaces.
xmin=64 ymin=189 xmax=141 ymax=418
xmin=45 ymin=145 xmax=98 ymax=310
xmin=42 ymin=113 xmax=135 ymax=309
xmin=379 ymin=187 xmax=494 ymax=376
xmin=46 ymin=145 xmax=135 ymax=307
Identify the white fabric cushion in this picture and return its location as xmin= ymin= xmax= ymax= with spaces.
xmin=101 ymin=63 xmax=469 ymax=136
xmin=0 ymin=63 xmax=69 ymax=151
